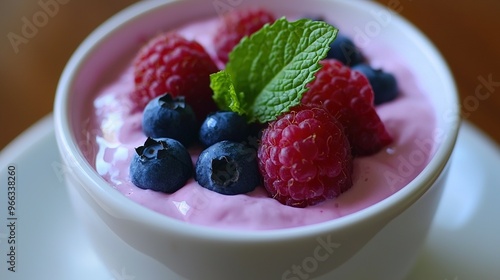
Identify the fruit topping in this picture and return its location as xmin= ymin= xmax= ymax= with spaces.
xmin=130 ymin=137 xmax=193 ymax=193
xmin=214 ymin=8 xmax=276 ymax=64
xmin=258 ymin=105 xmax=353 ymax=207
xmin=195 ymin=141 xmax=261 ymax=195
xmin=352 ymin=64 xmax=399 ymax=105
xmin=126 ymin=9 xmax=395 ymax=207
xmin=302 ymin=59 xmax=393 ymax=156
xmin=199 ymin=111 xmax=250 ymax=147
xmin=326 ymin=33 xmax=365 ymax=66
xmin=211 ymin=18 xmax=338 ymax=123
xmin=132 ymin=32 xmax=219 ymax=120
xmin=142 ymin=94 xmax=197 ymax=147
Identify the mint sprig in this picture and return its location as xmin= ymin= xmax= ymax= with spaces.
xmin=211 ymin=18 xmax=338 ymax=123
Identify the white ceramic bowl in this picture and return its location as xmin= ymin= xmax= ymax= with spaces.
xmin=53 ymin=0 xmax=460 ymax=279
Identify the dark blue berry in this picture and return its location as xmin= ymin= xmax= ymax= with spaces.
xmin=142 ymin=94 xmax=197 ymax=147
xmin=195 ymin=141 xmax=260 ymax=195
xmin=199 ymin=111 xmax=250 ymax=147
xmin=130 ymin=137 xmax=193 ymax=193
xmin=327 ymin=34 xmax=365 ymax=66
xmin=352 ymin=64 xmax=399 ymax=105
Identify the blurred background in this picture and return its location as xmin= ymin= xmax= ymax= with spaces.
xmin=1 ymin=0 xmax=499 ymax=151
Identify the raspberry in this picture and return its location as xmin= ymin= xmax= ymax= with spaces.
xmin=302 ymin=59 xmax=393 ymax=156
xmin=133 ymin=32 xmax=219 ymax=121
xmin=214 ymin=8 xmax=276 ymax=64
xmin=257 ymin=105 xmax=353 ymax=208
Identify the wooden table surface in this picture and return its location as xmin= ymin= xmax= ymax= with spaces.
xmin=1 ymin=0 xmax=499 ymax=151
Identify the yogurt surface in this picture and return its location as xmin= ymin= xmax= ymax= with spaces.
xmin=86 ymin=16 xmax=436 ymax=230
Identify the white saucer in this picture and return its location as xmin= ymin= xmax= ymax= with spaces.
xmin=0 ymin=115 xmax=499 ymax=279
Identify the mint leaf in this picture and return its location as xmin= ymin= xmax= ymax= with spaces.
xmin=211 ymin=71 xmax=240 ymax=112
xmin=211 ymin=18 xmax=338 ymax=123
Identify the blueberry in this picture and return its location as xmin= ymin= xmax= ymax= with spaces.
xmin=327 ymin=34 xmax=365 ymax=66
xmin=195 ymin=141 xmax=261 ymax=195
xmin=199 ymin=111 xmax=250 ymax=147
xmin=352 ymin=64 xmax=399 ymax=105
xmin=142 ymin=94 xmax=197 ymax=147
xmin=130 ymin=137 xmax=193 ymax=193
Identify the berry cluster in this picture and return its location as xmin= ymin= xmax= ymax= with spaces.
xmin=132 ymin=99 xmax=259 ymax=196
xmin=302 ymin=59 xmax=393 ymax=156
xmin=128 ymin=8 xmax=398 ymax=207
xmin=322 ymin=25 xmax=399 ymax=105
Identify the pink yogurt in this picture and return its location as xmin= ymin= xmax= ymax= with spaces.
xmin=87 ymin=17 xmax=436 ymax=230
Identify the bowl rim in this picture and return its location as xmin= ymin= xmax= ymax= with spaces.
xmin=53 ymin=0 xmax=460 ymax=240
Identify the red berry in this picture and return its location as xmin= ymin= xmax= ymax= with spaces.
xmin=214 ymin=8 xmax=276 ymax=64
xmin=302 ymin=59 xmax=392 ymax=156
xmin=258 ymin=105 xmax=353 ymax=208
xmin=133 ymin=32 xmax=219 ymax=121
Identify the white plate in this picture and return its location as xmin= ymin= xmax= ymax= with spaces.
xmin=0 ymin=115 xmax=499 ymax=280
